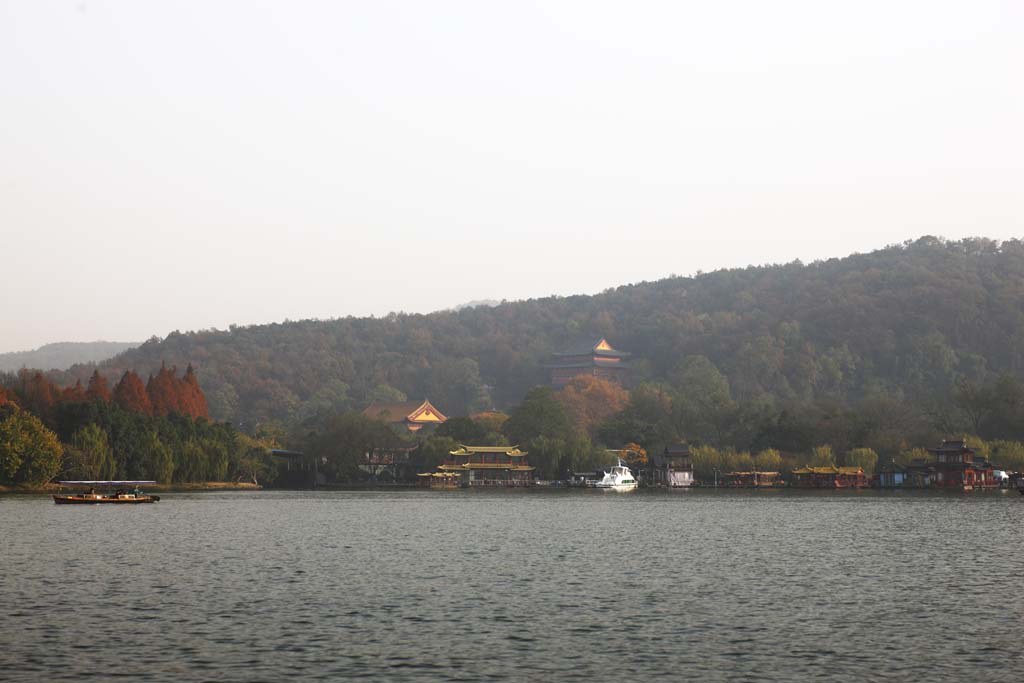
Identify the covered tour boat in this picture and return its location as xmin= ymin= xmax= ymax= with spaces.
xmin=52 ymin=481 xmax=161 ymax=505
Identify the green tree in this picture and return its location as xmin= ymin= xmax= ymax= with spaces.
xmin=0 ymin=405 xmax=63 ymax=486
xmin=809 ymin=444 xmax=835 ymax=467
xmin=754 ymin=448 xmax=783 ymax=472
xmin=503 ymin=387 xmax=572 ymax=446
xmin=67 ymin=423 xmax=115 ymax=480
xmin=844 ymin=447 xmax=879 ymax=473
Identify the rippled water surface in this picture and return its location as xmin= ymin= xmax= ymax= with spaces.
xmin=2 ymin=489 xmax=1023 ymax=682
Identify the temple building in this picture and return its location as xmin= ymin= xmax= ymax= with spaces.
xmin=546 ymin=338 xmax=632 ymax=388
xmin=418 ymin=445 xmax=534 ymax=488
xmin=791 ymin=465 xmax=868 ymax=488
xmin=650 ymin=444 xmax=694 ymax=487
xmin=361 ymin=399 xmax=447 ymax=432
xmin=928 ymin=439 xmax=996 ymax=490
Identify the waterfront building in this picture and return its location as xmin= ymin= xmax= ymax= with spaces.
xmin=725 ymin=471 xmax=784 ymax=487
xmin=360 ymin=445 xmax=418 ymax=480
xmin=546 ymin=338 xmax=632 ymax=388
xmin=650 ymin=444 xmax=694 ymax=487
xmin=928 ymin=439 xmax=997 ymax=490
xmin=791 ymin=465 xmax=868 ymax=488
xmin=418 ymin=445 xmax=534 ymax=488
xmin=876 ymin=461 xmax=909 ymax=488
xmin=362 ymin=399 xmax=447 ymax=432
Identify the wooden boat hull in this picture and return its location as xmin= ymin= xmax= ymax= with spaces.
xmin=53 ymin=495 xmax=159 ymax=505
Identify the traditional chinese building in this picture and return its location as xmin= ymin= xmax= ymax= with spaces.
xmin=650 ymin=444 xmax=694 ymax=487
xmin=546 ymin=338 xmax=632 ymax=388
xmin=725 ymin=471 xmax=784 ymax=487
xmin=791 ymin=465 xmax=868 ymax=488
xmin=418 ymin=445 xmax=534 ymax=488
xmin=362 ymin=399 xmax=447 ymax=432
xmin=928 ymin=439 xmax=997 ymax=490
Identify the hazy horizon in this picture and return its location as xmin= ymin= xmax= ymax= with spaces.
xmin=3 ymin=1 xmax=1022 ymax=354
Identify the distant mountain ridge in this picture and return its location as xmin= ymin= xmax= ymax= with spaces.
xmin=0 ymin=341 xmax=137 ymax=372
xmin=37 ymin=236 xmax=1024 ymax=428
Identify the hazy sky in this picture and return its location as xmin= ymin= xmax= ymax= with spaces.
xmin=2 ymin=1 xmax=1022 ymax=353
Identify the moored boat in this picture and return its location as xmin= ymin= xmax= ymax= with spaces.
xmin=52 ymin=481 xmax=160 ymax=504
xmin=595 ymin=462 xmax=638 ymax=491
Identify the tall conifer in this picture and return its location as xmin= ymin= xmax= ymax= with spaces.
xmin=148 ymin=363 xmax=183 ymax=416
xmin=182 ymin=364 xmax=209 ymax=419
xmin=86 ymin=370 xmax=112 ymax=402
xmin=113 ymin=370 xmax=152 ymax=415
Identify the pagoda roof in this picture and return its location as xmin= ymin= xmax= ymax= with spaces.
xmin=362 ymin=399 xmax=447 ymax=424
xmin=552 ymin=338 xmax=631 ymax=359
xmin=544 ymin=358 xmax=631 ymax=369
xmin=928 ymin=439 xmax=974 ymax=454
xmin=449 ymin=445 xmax=527 ymax=456
xmin=439 ymin=463 xmax=535 ymax=471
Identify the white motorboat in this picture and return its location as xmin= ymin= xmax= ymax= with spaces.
xmin=595 ymin=462 xmax=638 ymax=491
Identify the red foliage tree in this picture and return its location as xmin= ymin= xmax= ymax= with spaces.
xmin=18 ymin=370 xmax=58 ymax=418
xmin=86 ymin=370 xmax=112 ymax=402
xmin=113 ymin=370 xmax=152 ymax=415
xmin=147 ymin=363 xmax=183 ymax=417
xmin=61 ymin=380 xmax=87 ymax=404
xmin=181 ymin=364 xmax=209 ymax=419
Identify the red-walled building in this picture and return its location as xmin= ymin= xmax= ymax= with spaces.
xmin=928 ymin=439 xmax=997 ymax=490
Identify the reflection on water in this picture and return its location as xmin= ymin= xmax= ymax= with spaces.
xmin=1 ymin=489 xmax=1022 ymax=682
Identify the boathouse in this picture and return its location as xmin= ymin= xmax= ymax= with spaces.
xmin=725 ymin=471 xmax=784 ymax=487
xmin=360 ymin=445 xmax=418 ymax=480
xmin=791 ymin=465 xmax=867 ymax=488
xmin=418 ymin=445 xmax=534 ymax=488
xmin=650 ymin=444 xmax=694 ymax=487
xmin=362 ymin=399 xmax=447 ymax=432
xmin=546 ymin=338 xmax=632 ymax=388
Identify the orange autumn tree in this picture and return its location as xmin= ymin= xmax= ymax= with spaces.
xmin=181 ymin=364 xmax=209 ymax=419
xmin=146 ymin=362 xmax=210 ymax=419
xmin=147 ymin=363 xmax=183 ymax=417
xmin=618 ymin=442 xmax=648 ymax=468
xmin=555 ymin=375 xmax=630 ymax=436
xmin=113 ymin=370 xmax=152 ymax=415
xmin=17 ymin=370 xmax=58 ymax=419
xmin=86 ymin=370 xmax=112 ymax=402
xmin=61 ymin=380 xmax=87 ymax=404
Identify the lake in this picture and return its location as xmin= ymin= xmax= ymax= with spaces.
xmin=1 ymin=489 xmax=1022 ymax=682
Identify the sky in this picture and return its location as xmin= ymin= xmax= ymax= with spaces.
xmin=1 ymin=0 xmax=1022 ymax=353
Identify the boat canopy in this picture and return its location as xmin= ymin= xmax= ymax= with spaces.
xmin=57 ymin=480 xmax=157 ymax=486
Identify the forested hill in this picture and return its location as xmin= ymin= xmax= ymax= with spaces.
xmin=56 ymin=237 xmax=1024 ymax=426
xmin=0 ymin=342 xmax=137 ymax=373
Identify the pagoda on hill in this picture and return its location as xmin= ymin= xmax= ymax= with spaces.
xmin=546 ymin=338 xmax=632 ymax=388
xmin=361 ymin=399 xmax=447 ymax=432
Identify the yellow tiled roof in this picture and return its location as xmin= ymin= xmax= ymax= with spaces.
xmin=792 ymin=466 xmax=864 ymax=475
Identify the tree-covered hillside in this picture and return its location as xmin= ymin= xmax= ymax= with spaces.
xmin=51 ymin=237 xmax=1024 ymax=429
xmin=0 ymin=341 xmax=137 ymax=373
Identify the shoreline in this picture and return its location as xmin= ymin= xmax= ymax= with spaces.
xmin=0 ymin=481 xmax=263 ymax=494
